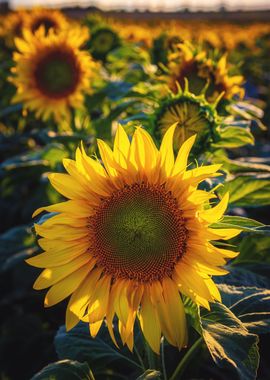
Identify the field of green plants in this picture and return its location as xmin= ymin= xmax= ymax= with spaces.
xmin=0 ymin=8 xmax=270 ymax=380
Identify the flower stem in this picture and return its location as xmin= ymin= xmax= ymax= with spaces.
xmin=169 ymin=337 xmax=203 ymax=380
xmin=134 ymin=344 xmax=146 ymax=371
xmin=146 ymin=342 xmax=156 ymax=369
xmin=161 ymin=337 xmax=168 ymax=380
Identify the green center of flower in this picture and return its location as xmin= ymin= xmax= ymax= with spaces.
xmin=158 ymin=98 xmax=215 ymax=148
xmin=34 ymin=49 xmax=80 ymax=98
xmin=89 ymin=182 xmax=187 ymax=282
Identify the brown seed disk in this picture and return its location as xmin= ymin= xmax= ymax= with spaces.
xmin=88 ymin=182 xmax=188 ymax=283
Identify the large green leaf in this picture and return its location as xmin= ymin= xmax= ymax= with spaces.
xmin=31 ymin=360 xmax=95 ymax=380
xmin=55 ymin=323 xmax=143 ymax=373
xmin=219 ymin=285 xmax=270 ymax=334
xmin=218 ymin=175 xmax=270 ymax=207
xmin=215 ymin=265 xmax=270 ymax=289
xmin=211 ymin=215 xmax=267 ymax=233
xmin=200 ymin=303 xmax=259 ymax=380
xmin=214 ymin=126 xmax=254 ymax=148
xmin=236 ymin=235 xmax=270 ymax=265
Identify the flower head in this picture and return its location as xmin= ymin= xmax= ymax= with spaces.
xmin=152 ymin=82 xmax=221 ymax=151
xmin=27 ymin=125 xmax=240 ymax=353
xmin=10 ymin=27 xmax=98 ymax=122
xmin=168 ymin=42 xmax=244 ymax=101
xmin=26 ymin=8 xmax=68 ymax=34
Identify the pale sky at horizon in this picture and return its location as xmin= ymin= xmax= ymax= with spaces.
xmin=7 ymin=0 xmax=270 ymax=12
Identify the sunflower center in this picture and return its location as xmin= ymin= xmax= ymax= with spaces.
xmin=34 ymin=49 xmax=80 ymax=98
xmin=158 ymin=99 xmax=214 ymax=148
xmin=89 ymin=182 xmax=187 ymax=282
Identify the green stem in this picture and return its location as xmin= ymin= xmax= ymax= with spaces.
xmin=134 ymin=345 xmax=146 ymax=371
xmin=161 ymin=337 xmax=168 ymax=380
xmin=169 ymin=337 xmax=203 ymax=380
xmin=144 ymin=339 xmax=157 ymax=370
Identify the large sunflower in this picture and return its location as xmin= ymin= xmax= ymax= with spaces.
xmin=27 ymin=125 xmax=240 ymax=354
xmin=10 ymin=27 xmax=98 ymax=122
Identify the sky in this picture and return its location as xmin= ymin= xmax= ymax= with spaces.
xmin=8 ymin=0 xmax=270 ymax=12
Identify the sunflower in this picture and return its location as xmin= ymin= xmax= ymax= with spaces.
xmin=207 ymin=54 xmax=245 ymax=101
xmin=152 ymin=82 xmax=221 ymax=151
xmin=87 ymin=26 xmax=121 ymax=61
xmin=25 ymin=8 xmax=68 ymax=34
xmin=168 ymin=42 xmax=245 ymax=102
xmin=27 ymin=124 xmax=240 ymax=354
xmin=10 ymin=27 xmax=98 ymax=122
xmin=167 ymin=41 xmax=208 ymax=95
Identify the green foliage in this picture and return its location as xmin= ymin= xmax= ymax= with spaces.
xmin=218 ymin=175 xmax=270 ymax=207
xmin=1 ymin=9 xmax=270 ymax=380
xmin=31 ymin=360 xmax=95 ymax=380
xmin=219 ymin=285 xmax=270 ymax=334
xmin=200 ymin=303 xmax=259 ymax=380
xmin=55 ymin=324 xmax=143 ymax=373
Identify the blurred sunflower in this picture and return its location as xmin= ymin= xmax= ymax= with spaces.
xmin=168 ymin=41 xmax=207 ymax=95
xmin=206 ymin=54 xmax=245 ymax=101
xmin=27 ymin=125 xmax=240 ymax=354
xmin=152 ymin=82 xmax=220 ymax=151
xmin=87 ymin=26 xmax=121 ymax=61
xmin=168 ymin=42 xmax=244 ymax=101
xmin=10 ymin=27 xmax=98 ymax=122
xmin=25 ymin=8 xmax=68 ymax=34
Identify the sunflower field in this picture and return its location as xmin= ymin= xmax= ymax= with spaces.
xmin=1 ymin=7 xmax=270 ymax=380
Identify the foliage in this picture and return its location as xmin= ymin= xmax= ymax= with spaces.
xmin=0 ymin=7 xmax=270 ymax=380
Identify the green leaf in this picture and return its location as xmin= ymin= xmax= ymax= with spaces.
xmin=0 ymin=224 xmax=37 ymax=271
xmin=234 ymin=234 xmax=270 ymax=265
xmin=211 ymin=215 xmax=268 ymax=234
xmin=136 ymin=370 xmax=161 ymax=380
xmin=219 ymin=284 xmax=270 ymax=334
xmin=215 ymin=265 xmax=270 ymax=289
xmin=200 ymin=302 xmax=259 ymax=380
xmin=31 ymin=360 xmax=95 ymax=380
xmin=216 ymin=156 xmax=270 ymax=174
xmin=214 ymin=127 xmax=254 ymax=148
xmin=218 ymin=175 xmax=270 ymax=207
xmin=55 ymin=323 xmax=142 ymax=373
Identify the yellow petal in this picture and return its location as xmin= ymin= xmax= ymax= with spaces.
xmin=66 ymin=267 xmax=103 ymax=331
xmin=138 ymin=286 xmax=161 ymax=354
xmin=33 ymin=200 xmax=93 ymax=218
xmin=159 ymin=123 xmax=177 ymax=176
xmin=161 ymin=278 xmax=187 ymax=349
xmin=172 ymin=134 xmax=196 ymax=176
xmin=200 ymin=193 xmax=229 ymax=223
xmin=113 ymin=124 xmax=130 ymax=168
xmin=33 ymin=253 xmax=93 ymax=290
xmin=48 ymin=173 xmax=89 ymax=200
xmin=88 ymin=275 xmax=111 ymax=324
xmin=130 ymin=127 xmax=158 ymax=173
xmin=97 ymin=139 xmax=118 ymax=178
xmin=26 ymin=242 xmax=89 ymax=268
xmin=174 ymin=263 xmax=213 ymax=307
xmin=208 ymin=228 xmax=242 ymax=240
xmin=44 ymin=264 xmax=92 ymax=307
xmin=34 ymin=223 xmax=89 ymax=241
xmin=89 ymin=320 xmax=103 ymax=338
